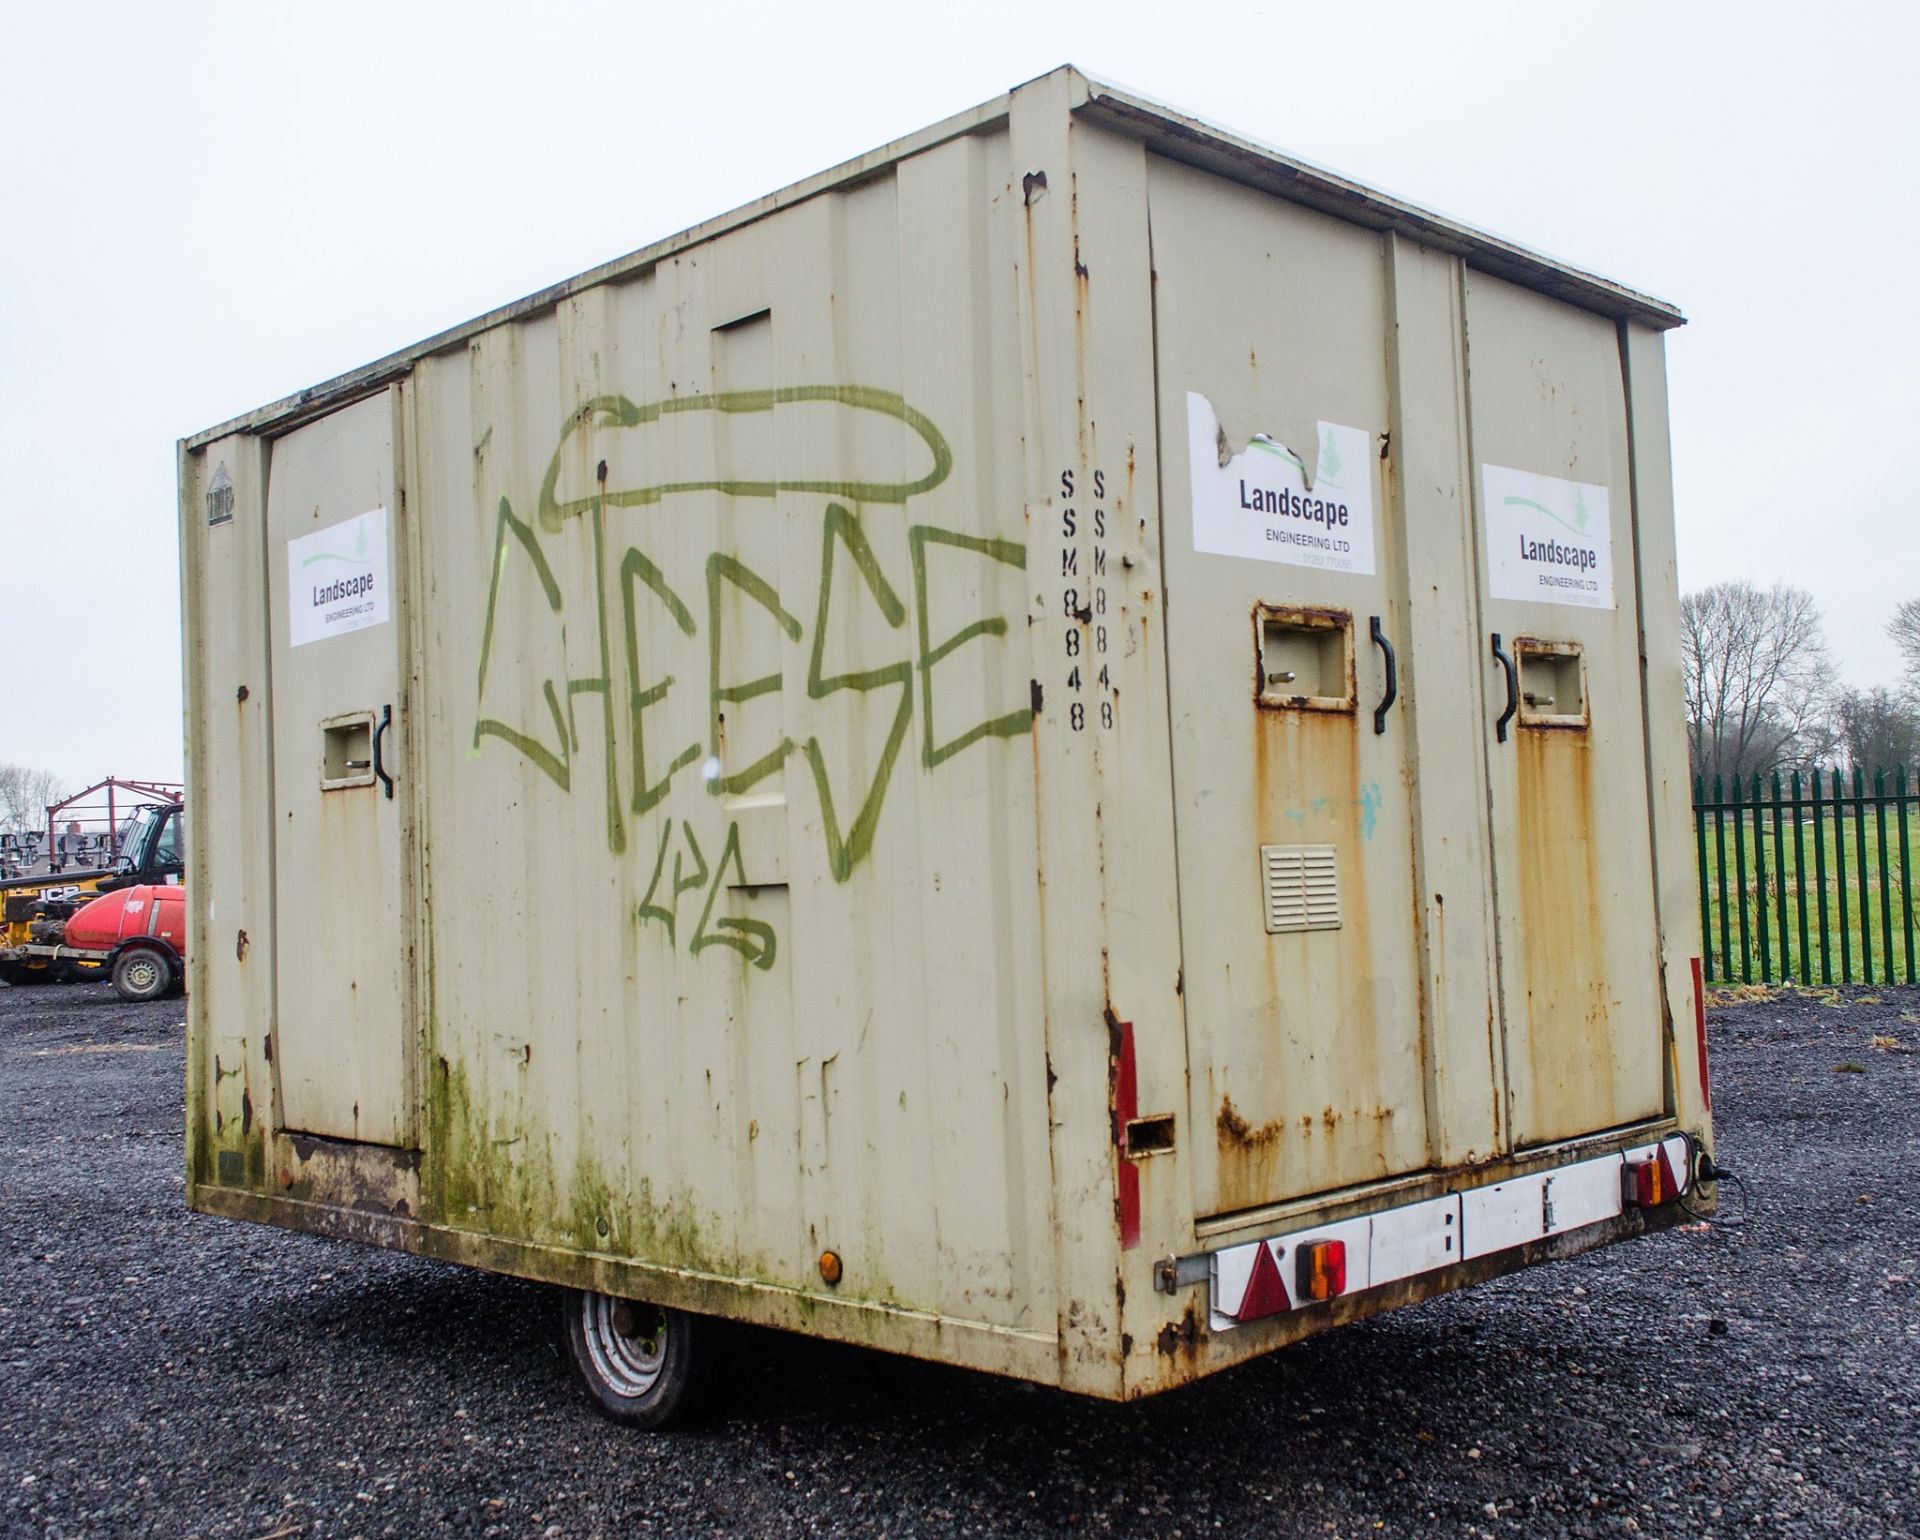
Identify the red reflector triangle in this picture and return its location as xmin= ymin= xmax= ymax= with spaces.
xmin=1236 ymin=1242 xmax=1292 ymax=1321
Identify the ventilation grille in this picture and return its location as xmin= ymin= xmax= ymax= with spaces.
xmin=1261 ymin=844 xmax=1341 ymax=934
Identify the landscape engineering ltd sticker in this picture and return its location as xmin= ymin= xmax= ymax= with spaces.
xmin=1187 ymin=392 xmax=1375 ymax=576
xmin=1482 ymin=464 xmax=1614 ymax=609
xmin=287 ymin=506 xmax=390 ymax=646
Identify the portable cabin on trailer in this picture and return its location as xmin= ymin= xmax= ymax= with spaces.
xmin=180 ymin=66 xmax=1711 ymax=1424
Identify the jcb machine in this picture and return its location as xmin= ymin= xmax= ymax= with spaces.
xmin=181 ymin=68 xmax=1711 ymax=1426
xmin=0 ymin=800 xmax=185 ymax=987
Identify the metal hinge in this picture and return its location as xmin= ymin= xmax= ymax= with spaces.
xmin=1153 ymin=1252 xmax=1210 ymax=1295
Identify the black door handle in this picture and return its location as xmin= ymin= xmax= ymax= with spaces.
xmin=372 ymin=703 xmax=395 ymax=799
xmin=1491 ymin=634 xmax=1518 ymax=743
xmin=1369 ymin=615 xmax=1397 ymax=735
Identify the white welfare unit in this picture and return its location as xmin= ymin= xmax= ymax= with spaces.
xmin=180 ymin=66 xmax=1710 ymax=1424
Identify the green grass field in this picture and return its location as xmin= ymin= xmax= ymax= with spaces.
xmin=1696 ymin=800 xmax=1918 ymax=986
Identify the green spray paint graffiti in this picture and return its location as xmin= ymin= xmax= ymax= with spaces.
xmin=533 ymin=385 xmax=954 ymax=530
xmin=473 ymin=386 xmax=1029 ymax=961
xmin=635 ymin=819 xmax=778 ymax=970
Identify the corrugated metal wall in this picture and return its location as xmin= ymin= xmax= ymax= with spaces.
xmin=409 ymin=125 xmax=1060 ymax=1339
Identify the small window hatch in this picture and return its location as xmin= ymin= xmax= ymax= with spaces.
xmin=320 ymin=711 xmax=377 ymax=790
xmin=1255 ymin=607 xmax=1354 ymax=711
xmin=1261 ymin=844 xmax=1341 ymax=933
xmin=1516 ymin=640 xmax=1588 ymax=728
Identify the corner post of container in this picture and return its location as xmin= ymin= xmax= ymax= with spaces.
xmin=1007 ymin=68 xmax=1194 ymax=1395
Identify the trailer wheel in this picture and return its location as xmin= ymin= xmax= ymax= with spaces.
xmin=563 ymin=1291 xmax=707 ymax=1429
xmin=111 ymin=947 xmax=172 ymax=1003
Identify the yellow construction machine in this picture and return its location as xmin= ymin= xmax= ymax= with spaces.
xmin=0 ymin=800 xmax=184 ymax=986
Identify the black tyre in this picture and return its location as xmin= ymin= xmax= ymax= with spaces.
xmin=562 ymin=1290 xmax=708 ymax=1429
xmin=111 ymin=947 xmax=172 ymax=1003
xmin=0 ymin=961 xmax=51 ymax=986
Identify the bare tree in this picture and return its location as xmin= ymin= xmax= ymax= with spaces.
xmin=1892 ymin=597 xmax=1920 ymax=698
xmin=1681 ymin=581 xmax=1834 ymax=786
xmin=1833 ymin=687 xmax=1920 ymax=777
xmin=0 ymin=763 xmax=67 ymax=836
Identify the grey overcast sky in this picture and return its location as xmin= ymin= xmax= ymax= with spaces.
xmin=3 ymin=0 xmax=1915 ymax=790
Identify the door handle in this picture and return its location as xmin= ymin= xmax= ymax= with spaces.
xmin=1369 ymin=615 xmax=1397 ymax=735
xmin=372 ymin=703 xmax=395 ymax=799
xmin=1490 ymin=634 xmax=1518 ymax=743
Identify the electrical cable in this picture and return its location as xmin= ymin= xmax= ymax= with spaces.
xmin=1677 ymin=1132 xmax=1749 ymax=1226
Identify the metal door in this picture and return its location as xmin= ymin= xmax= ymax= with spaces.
xmin=265 ymin=390 xmax=413 ymax=1145
xmin=1464 ymin=274 xmax=1667 ymax=1147
xmin=1148 ymin=160 xmax=1436 ymax=1216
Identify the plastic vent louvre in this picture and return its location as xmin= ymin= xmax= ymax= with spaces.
xmin=1261 ymin=844 xmax=1341 ymax=933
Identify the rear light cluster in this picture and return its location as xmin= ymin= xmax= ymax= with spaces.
xmin=1295 ymin=1238 xmax=1346 ymax=1302
xmin=1621 ymin=1144 xmax=1682 ymax=1210
xmin=1228 ymin=1237 xmax=1349 ymax=1322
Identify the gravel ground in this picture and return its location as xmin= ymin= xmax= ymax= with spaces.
xmin=1 ymin=981 xmax=1916 ymax=1540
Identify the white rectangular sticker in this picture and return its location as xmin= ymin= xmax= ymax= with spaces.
xmin=287 ymin=507 xmax=390 ymax=647
xmin=1188 ymin=393 xmax=1375 ymax=576
xmin=1482 ymin=464 xmax=1613 ymax=608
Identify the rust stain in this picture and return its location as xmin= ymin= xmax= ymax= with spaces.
xmin=1484 ymin=1000 xmax=1503 ymax=1144
xmin=1337 ymin=718 xmax=1386 ymax=1178
xmin=1217 ymin=1094 xmax=1280 ymax=1148
xmin=1513 ymin=726 xmax=1608 ymax=1143
xmin=1154 ymin=1300 xmax=1200 ymax=1358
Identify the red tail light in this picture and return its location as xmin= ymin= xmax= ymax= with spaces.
xmin=1294 ymin=1238 xmax=1347 ymax=1302
xmin=1622 ymin=1146 xmax=1680 ymax=1209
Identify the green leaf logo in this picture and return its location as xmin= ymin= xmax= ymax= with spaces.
xmin=1317 ymin=425 xmax=1344 ymax=490
xmin=301 ymin=510 xmax=378 ymax=567
xmin=1247 ymin=435 xmax=1305 ymax=475
xmin=1503 ymin=493 xmax=1588 ymax=538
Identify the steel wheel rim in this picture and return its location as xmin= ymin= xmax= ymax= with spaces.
xmin=123 ymin=955 xmax=163 ymax=994
xmin=582 ymin=1295 xmax=666 ymax=1398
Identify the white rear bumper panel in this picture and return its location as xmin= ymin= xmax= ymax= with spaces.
xmin=1209 ymin=1134 xmax=1691 ymax=1331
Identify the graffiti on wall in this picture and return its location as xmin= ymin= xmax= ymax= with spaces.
xmin=473 ymin=386 xmax=1029 ymax=965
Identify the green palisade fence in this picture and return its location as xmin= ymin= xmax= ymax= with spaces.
xmin=1693 ymin=767 xmax=1918 ymax=986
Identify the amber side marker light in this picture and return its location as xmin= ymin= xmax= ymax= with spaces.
xmin=1294 ymin=1238 xmax=1347 ymax=1303
xmin=818 ymin=1250 xmax=843 ymax=1286
xmin=1622 ymin=1147 xmax=1680 ymax=1210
